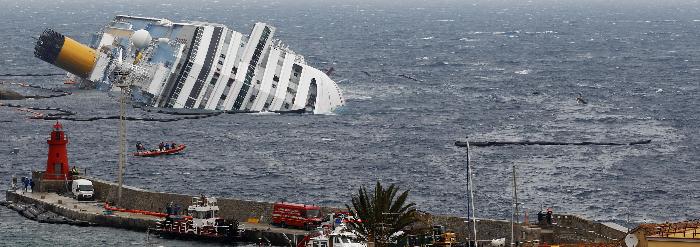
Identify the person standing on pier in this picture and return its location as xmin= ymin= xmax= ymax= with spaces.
xmin=11 ymin=175 xmax=17 ymax=190
xmin=21 ymin=177 xmax=29 ymax=192
xmin=29 ymin=179 xmax=34 ymax=192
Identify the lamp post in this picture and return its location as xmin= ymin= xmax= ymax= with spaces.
xmin=465 ymin=139 xmax=477 ymax=246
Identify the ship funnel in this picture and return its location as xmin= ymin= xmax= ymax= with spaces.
xmin=34 ymin=29 xmax=97 ymax=78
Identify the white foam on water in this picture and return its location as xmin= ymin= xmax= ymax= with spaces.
xmin=514 ymin=69 xmax=530 ymax=75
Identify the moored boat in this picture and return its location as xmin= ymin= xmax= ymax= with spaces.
xmin=152 ymin=195 xmax=241 ymax=242
xmin=301 ymin=222 xmax=367 ymax=247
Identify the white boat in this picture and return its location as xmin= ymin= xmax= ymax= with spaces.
xmin=305 ymin=223 xmax=367 ymax=247
xmin=34 ymin=15 xmax=345 ymax=114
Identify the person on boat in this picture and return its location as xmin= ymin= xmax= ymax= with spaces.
xmin=174 ymin=204 xmax=181 ymax=215
xmin=164 ymin=143 xmax=170 ymax=150
xmin=166 ymin=202 xmax=173 ymax=215
xmin=136 ymin=142 xmax=143 ymax=151
xmin=159 ymin=142 xmax=164 ymax=151
xmin=171 ymin=142 xmax=177 ymax=149
xmin=199 ymin=194 xmax=207 ymax=206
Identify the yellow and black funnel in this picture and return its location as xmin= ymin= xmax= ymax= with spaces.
xmin=34 ymin=29 xmax=97 ymax=78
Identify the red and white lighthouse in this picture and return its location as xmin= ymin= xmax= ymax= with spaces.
xmin=44 ymin=121 xmax=70 ymax=180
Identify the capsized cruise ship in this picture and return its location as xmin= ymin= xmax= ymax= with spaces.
xmin=34 ymin=15 xmax=344 ymax=114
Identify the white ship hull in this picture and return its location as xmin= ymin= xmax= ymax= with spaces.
xmin=37 ymin=15 xmax=345 ymax=114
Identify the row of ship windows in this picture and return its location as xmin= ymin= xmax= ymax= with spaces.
xmin=232 ymin=28 xmax=271 ymax=110
xmin=168 ymin=29 xmax=203 ymax=107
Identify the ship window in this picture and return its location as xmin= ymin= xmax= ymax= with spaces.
xmin=218 ymin=60 xmax=224 ymax=65
xmin=220 ymin=95 xmax=227 ymax=100
xmin=283 ymin=103 xmax=290 ymax=109
xmin=220 ymin=54 xmax=226 ymax=58
xmin=271 ymin=84 xmax=276 ymax=88
xmin=273 ymin=75 xmax=279 ymax=82
xmin=293 ymin=73 xmax=298 ymax=77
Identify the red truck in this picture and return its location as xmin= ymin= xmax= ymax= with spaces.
xmin=271 ymin=202 xmax=323 ymax=230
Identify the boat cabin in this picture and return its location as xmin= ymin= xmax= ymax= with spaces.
xmin=188 ymin=195 xmax=219 ymax=228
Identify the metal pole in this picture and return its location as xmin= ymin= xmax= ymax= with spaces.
xmin=117 ymin=85 xmax=127 ymax=206
xmin=513 ymin=165 xmax=519 ymax=224
xmin=511 ymin=165 xmax=517 ymax=246
xmin=466 ymin=140 xmax=477 ymax=244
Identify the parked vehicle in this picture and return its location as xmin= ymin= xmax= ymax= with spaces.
xmin=71 ymin=179 xmax=94 ymax=201
xmin=272 ymin=202 xmax=323 ymax=230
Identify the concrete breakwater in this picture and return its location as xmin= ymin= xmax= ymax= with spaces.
xmin=5 ymin=190 xmax=159 ymax=231
xmin=19 ymin=173 xmax=625 ymax=244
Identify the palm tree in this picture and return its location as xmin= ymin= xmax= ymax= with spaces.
xmin=346 ymin=182 xmax=417 ymax=247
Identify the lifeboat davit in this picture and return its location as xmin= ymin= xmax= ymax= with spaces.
xmin=133 ymin=144 xmax=186 ymax=157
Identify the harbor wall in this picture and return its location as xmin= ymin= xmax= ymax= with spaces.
xmin=549 ymin=214 xmax=626 ymax=242
xmin=85 ymin=176 xmax=529 ymax=240
xmin=430 ymin=214 xmax=528 ymax=241
xmin=32 ymin=171 xmax=70 ymax=194
xmin=87 ymin=176 xmax=340 ymax=223
xmin=69 ymin=176 xmax=623 ymax=242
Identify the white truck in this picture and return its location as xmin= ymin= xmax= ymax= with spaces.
xmin=71 ymin=179 xmax=94 ymax=201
